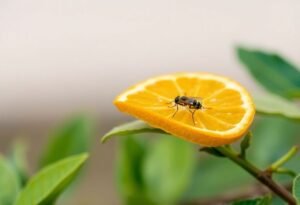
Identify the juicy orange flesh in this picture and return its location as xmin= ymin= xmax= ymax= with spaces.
xmin=125 ymin=77 xmax=246 ymax=131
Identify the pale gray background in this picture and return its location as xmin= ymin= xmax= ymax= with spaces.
xmin=1 ymin=0 xmax=300 ymax=204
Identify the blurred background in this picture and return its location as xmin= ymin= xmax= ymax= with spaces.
xmin=1 ymin=0 xmax=300 ymax=204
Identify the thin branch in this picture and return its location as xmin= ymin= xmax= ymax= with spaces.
xmin=270 ymin=145 xmax=299 ymax=171
xmin=182 ymin=183 xmax=292 ymax=205
xmin=214 ymin=146 xmax=296 ymax=205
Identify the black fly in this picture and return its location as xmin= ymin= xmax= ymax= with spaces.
xmin=169 ymin=96 xmax=203 ymax=125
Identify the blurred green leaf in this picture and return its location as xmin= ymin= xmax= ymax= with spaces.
xmin=14 ymin=153 xmax=88 ymax=205
xmin=101 ymin=120 xmax=164 ymax=143
xmin=104 ymin=122 xmax=195 ymax=204
xmin=106 ymin=121 xmax=241 ymax=203
xmin=255 ymin=94 xmax=300 ymax=120
xmin=293 ymin=174 xmax=300 ymax=204
xmin=39 ymin=116 xmax=93 ymax=168
xmin=8 ymin=140 xmax=29 ymax=186
xmin=143 ymin=135 xmax=196 ymax=205
xmin=183 ymin=156 xmax=253 ymax=200
xmin=237 ymin=47 xmax=300 ymax=99
xmin=249 ymin=116 xmax=300 ymax=168
xmin=116 ymin=135 xmax=153 ymax=205
xmin=0 ymin=155 xmax=20 ymax=205
xmin=271 ymin=196 xmax=285 ymax=205
xmin=232 ymin=195 xmax=272 ymax=205
xmin=105 ymin=119 xmax=299 ymax=203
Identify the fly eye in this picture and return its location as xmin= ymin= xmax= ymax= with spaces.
xmin=193 ymin=101 xmax=197 ymax=106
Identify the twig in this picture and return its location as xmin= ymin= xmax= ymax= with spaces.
xmin=182 ymin=183 xmax=292 ymax=205
xmin=270 ymin=145 xmax=299 ymax=171
xmin=214 ymin=146 xmax=296 ymax=205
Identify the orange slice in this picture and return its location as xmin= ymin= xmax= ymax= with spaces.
xmin=114 ymin=72 xmax=255 ymax=146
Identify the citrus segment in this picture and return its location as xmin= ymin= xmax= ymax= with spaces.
xmin=114 ymin=73 xmax=255 ymax=146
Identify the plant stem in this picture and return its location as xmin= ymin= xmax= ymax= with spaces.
xmin=215 ymin=146 xmax=296 ymax=205
xmin=183 ymin=183 xmax=292 ymax=205
xmin=273 ymin=168 xmax=297 ymax=178
xmin=270 ymin=145 xmax=299 ymax=171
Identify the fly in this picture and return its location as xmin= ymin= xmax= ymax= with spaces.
xmin=169 ymin=95 xmax=203 ymax=125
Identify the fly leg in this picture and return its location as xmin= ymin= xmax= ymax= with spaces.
xmin=168 ymin=104 xmax=176 ymax=108
xmin=165 ymin=101 xmax=174 ymax=107
xmin=172 ymin=104 xmax=179 ymax=118
xmin=189 ymin=109 xmax=197 ymax=125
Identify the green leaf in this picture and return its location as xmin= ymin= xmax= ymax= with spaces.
xmin=116 ymin=135 xmax=153 ymax=205
xmin=0 ymin=155 xmax=20 ymax=205
xmin=14 ymin=153 xmax=88 ymax=205
xmin=101 ymin=120 xmax=164 ymax=143
xmin=237 ymin=47 xmax=300 ymax=99
xmin=183 ymin=156 xmax=253 ymax=200
xmin=255 ymin=94 xmax=300 ymax=120
xmin=271 ymin=196 xmax=285 ymax=205
xmin=39 ymin=116 xmax=93 ymax=168
xmin=142 ymin=135 xmax=196 ymax=205
xmin=293 ymin=174 xmax=300 ymax=204
xmin=232 ymin=195 xmax=272 ymax=205
xmin=249 ymin=116 xmax=300 ymax=168
xmin=8 ymin=140 xmax=29 ymax=186
xmin=106 ymin=121 xmax=250 ymax=202
xmin=104 ymin=119 xmax=298 ymax=203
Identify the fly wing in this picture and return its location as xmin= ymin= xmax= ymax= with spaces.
xmin=188 ymin=97 xmax=203 ymax=101
xmin=186 ymin=98 xmax=195 ymax=104
xmin=186 ymin=97 xmax=202 ymax=106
